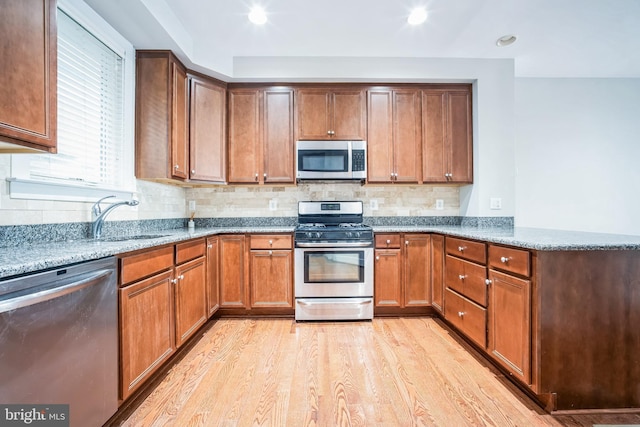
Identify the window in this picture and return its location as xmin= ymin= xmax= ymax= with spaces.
xmin=9 ymin=0 xmax=135 ymax=201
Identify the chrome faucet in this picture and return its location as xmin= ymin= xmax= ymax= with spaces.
xmin=91 ymin=195 xmax=140 ymax=239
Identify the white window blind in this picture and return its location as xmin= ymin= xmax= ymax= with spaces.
xmin=29 ymin=9 xmax=125 ymax=188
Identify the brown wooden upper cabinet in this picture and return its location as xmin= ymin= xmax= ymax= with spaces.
xmin=422 ymin=87 xmax=473 ymax=183
xmin=0 ymin=0 xmax=57 ymax=153
xmin=136 ymin=51 xmax=189 ymax=182
xmin=136 ymin=51 xmax=227 ymax=183
xmin=228 ymin=87 xmax=295 ymax=184
xmin=295 ymin=88 xmax=366 ymax=140
xmin=189 ymin=73 xmax=226 ymax=183
xmin=367 ymin=89 xmax=422 ymax=183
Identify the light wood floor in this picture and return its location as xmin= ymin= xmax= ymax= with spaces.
xmin=113 ymin=317 xmax=640 ymax=427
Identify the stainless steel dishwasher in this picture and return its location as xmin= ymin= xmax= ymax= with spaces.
xmin=0 ymin=257 xmax=118 ymax=427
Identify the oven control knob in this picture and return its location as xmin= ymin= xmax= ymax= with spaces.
xmin=314 ymin=232 xmax=322 ymax=239
xmin=345 ymin=231 xmax=353 ymax=238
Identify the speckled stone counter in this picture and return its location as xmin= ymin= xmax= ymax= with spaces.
xmin=1 ymin=223 xmax=640 ymax=280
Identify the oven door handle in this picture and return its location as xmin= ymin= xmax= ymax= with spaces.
xmin=296 ymin=242 xmax=372 ymax=248
xmin=297 ymin=299 xmax=372 ymax=306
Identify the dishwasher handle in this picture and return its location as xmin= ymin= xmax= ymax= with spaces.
xmin=0 ymin=269 xmax=114 ymax=313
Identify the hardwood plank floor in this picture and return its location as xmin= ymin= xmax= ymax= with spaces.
xmin=111 ymin=318 xmax=640 ymax=427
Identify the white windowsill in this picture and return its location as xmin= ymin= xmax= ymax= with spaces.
xmin=7 ymin=177 xmax=136 ymax=203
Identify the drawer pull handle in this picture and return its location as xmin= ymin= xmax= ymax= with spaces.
xmin=386 ymin=239 xmax=391 ymax=245
xmin=268 ymin=250 xmax=273 ymax=256
xmin=500 ymin=256 xmax=510 ymax=263
xmin=269 ymin=240 xmax=273 ymax=246
xmin=458 ymin=246 xmax=465 ymax=252
xmin=171 ymin=279 xmax=178 ymax=284
xmin=485 ymin=279 xmax=492 ymax=286
xmin=458 ymin=311 xmax=465 ymax=317
xmin=458 ymin=274 xmax=465 ymax=280
xmin=405 ymin=241 xmax=409 ymax=246
xmin=207 ymin=244 xmax=212 ymax=249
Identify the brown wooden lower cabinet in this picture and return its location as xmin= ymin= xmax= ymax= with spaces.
xmin=206 ymin=236 xmax=220 ymax=316
xmin=430 ymin=234 xmax=445 ymax=314
xmin=249 ymin=250 xmax=293 ymax=308
xmin=219 ymin=234 xmax=247 ymax=308
xmin=487 ymin=269 xmax=531 ymax=385
xmin=119 ymin=269 xmax=175 ymax=400
xmin=444 ymin=288 xmax=487 ymax=348
xmin=174 ymin=256 xmax=207 ymax=347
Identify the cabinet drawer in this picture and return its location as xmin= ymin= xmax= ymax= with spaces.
xmin=445 ymin=288 xmax=487 ymax=348
xmin=375 ymin=234 xmax=401 ymax=248
xmin=488 ymin=245 xmax=530 ymax=277
xmin=445 ymin=255 xmax=488 ymax=306
xmin=446 ymin=237 xmax=486 ymax=264
xmin=250 ymin=234 xmax=292 ymax=249
xmin=120 ymin=246 xmax=174 ymax=286
xmin=176 ymin=238 xmax=206 ymax=265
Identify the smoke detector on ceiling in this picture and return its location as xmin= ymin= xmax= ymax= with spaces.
xmin=496 ymin=35 xmax=517 ymax=47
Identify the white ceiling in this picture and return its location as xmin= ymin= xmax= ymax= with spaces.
xmin=84 ymin=0 xmax=640 ymax=80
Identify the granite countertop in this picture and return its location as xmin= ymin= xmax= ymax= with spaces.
xmin=1 ymin=225 xmax=640 ymax=280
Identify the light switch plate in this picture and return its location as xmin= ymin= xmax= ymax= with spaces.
xmin=370 ymin=199 xmax=379 ymax=211
xmin=435 ymin=199 xmax=444 ymax=210
xmin=490 ymin=198 xmax=502 ymax=210
xmin=269 ymin=199 xmax=278 ymax=211
xmin=188 ymin=200 xmax=196 ymax=212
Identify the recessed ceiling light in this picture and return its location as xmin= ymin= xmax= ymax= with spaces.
xmin=496 ymin=34 xmax=517 ymax=47
xmin=408 ymin=7 xmax=427 ymax=26
xmin=248 ymin=6 xmax=267 ymax=25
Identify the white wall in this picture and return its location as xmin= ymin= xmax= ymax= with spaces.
xmin=515 ymin=78 xmax=640 ymax=235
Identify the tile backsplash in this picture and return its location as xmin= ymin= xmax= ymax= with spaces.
xmin=187 ymin=182 xmax=459 ymax=218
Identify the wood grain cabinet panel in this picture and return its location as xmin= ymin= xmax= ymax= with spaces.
xmin=228 ymin=87 xmax=294 ymax=184
xmin=446 ymin=236 xmax=486 ymax=265
xmin=403 ymin=234 xmax=431 ymax=307
xmin=0 ymin=0 xmax=57 ymax=153
xmin=219 ymin=234 xmax=247 ymax=308
xmin=367 ymin=89 xmax=422 ymax=183
xmin=296 ymin=88 xmax=366 ymax=140
xmin=487 ymin=269 xmax=531 ymax=385
xmin=250 ymin=250 xmax=293 ymax=308
xmin=174 ymin=256 xmax=207 ymax=347
xmin=119 ymin=269 xmax=175 ymax=400
xmin=488 ymin=245 xmax=531 ymax=277
xmin=206 ymin=237 xmax=220 ymax=317
xmin=430 ymin=234 xmax=445 ymax=314
xmin=445 ymin=255 xmax=488 ymax=307
xmin=135 ymin=51 xmax=189 ymax=182
xmin=422 ymin=87 xmax=472 ymax=183
xmin=189 ymin=73 xmax=226 ymax=182
xmin=374 ymin=249 xmax=402 ymax=307
xmin=445 ymin=288 xmax=487 ymax=348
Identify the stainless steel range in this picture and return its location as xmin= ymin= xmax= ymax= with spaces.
xmin=294 ymin=201 xmax=374 ymax=321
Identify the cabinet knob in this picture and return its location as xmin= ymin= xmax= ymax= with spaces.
xmin=268 ymin=240 xmax=273 ymax=246
xmin=500 ymin=256 xmax=510 ymax=263
xmin=376 ymin=256 xmax=380 ymax=261
xmin=171 ymin=279 xmax=178 ymax=284
xmin=459 ymin=274 xmax=465 ymax=281
xmin=268 ymin=250 xmax=273 ymax=256
xmin=255 ymin=173 xmax=259 ymax=181
xmin=191 ymin=169 xmax=195 ymax=174
xmin=458 ymin=311 xmax=465 ymax=317
xmin=386 ymin=239 xmax=391 ymax=245
xmin=174 ymin=165 xmax=180 ymax=170
xmin=207 ymin=244 xmax=213 ymax=249
xmin=485 ymin=279 xmax=492 ymax=286
xmin=405 ymin=240 xmax=409 ymax=245
xmin=179 ymin=274 xmax=184 ymax=280
xmin=458 ymin=246 xmax=465 ymax=252
xmin=263 ymin=173 xmax=267 ymax=178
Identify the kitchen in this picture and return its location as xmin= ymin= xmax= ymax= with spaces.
xmin=1 ymin=0 xmax=640 ymax=426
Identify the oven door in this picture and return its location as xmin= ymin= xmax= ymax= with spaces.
xmin=294 ymin=246 xmax=373 ymax=298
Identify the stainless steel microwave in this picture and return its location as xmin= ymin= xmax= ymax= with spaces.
xmin=295 ymin=140 xmax=367 ymax=180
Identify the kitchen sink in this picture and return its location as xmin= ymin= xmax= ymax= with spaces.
xmin=99 ymin=234 xmax=170 ymax=242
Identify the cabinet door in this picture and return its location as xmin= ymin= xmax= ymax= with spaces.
xmin=219 ymin=235 xmax=247 ymax=308
xmin=422 ymin=90 xmax=448 ymax=182
xmin=488 ymin=270 xmax=531 ymax=384
xmin=431 ymin=235 xmax=445 ymax=314
xmin=250 ymin=250 xmax=293 ymax=308
xmin=263 ymin=89 xmax=294 ymax=183
xmin=374 ymin=249 xmax=402 ymax=307
xmin=206 ymin=236 xmax=220 ymax=316
xmin=403 ymin=234 xmax=431 ymax=307
xmin=367 ymin=90 xmax=393 ymax=183
xmin=332 ymin=90 xmax=366 ymax=140
xmin=175 ymin=257 xmax=207 ymax=347
xmin=296 ymin=89 xmax=332 ymax=140
xmin=0 ymin=0 xmax=56 ymax=152
xmin=393 ymin=90 xmax=422 ymax=183
xmin=171 ymin=61 xmax=189 ymax=180
xmin=228 ymin=89 xmax=260 ymax=183
xmin=189 ymin=75 xmax=226 ymax=182
xmin=119 ymin=269 xmax=175 ymax=400
xmin=447 ymin=90 xmax=473 ymax=183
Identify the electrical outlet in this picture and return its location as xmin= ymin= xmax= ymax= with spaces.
xmin=435 ymin=199 xmax=444 ymax=210
xmin=269 ymin=199 xmax=278 ymax=211
xmin=490 ymin=197 xmax=502 ymax=210
xmin=188 ymin=200 xmax=196 ymax=212
xmin=369 ymin=199 xmax=379 ymax=211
